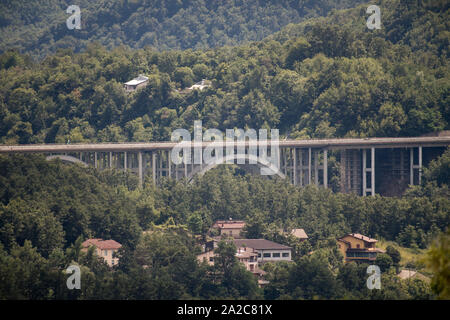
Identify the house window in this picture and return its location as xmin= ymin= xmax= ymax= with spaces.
xmin=104 ymin=250 xmax=108 ymax=256
xmin=272 ymin=252 xmax=280 ymax=258
xmin=356 ymin=244 xmax=360 ymax=249
xmin=257 ymin=253 xmax=261 ymax=258
xmin=263 ymin=253 xmax=271 ymax=258
xmin=282 ymin=252 xmax=289 ymax=258
xmin=209 ymin=257 xmax=214 ymax=262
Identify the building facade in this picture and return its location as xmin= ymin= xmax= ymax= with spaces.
xmin=337 ymin=233 xmax=384 ymax=263
xmin=124 ymin=75 xmax=149 ymax=92
xmin=211 ymin=219 xmax=245 ymax=238
xmin=82 ymin=238 xmax=122 ymax=267
xmin=233 ymin=239 xmax=292 ymax=264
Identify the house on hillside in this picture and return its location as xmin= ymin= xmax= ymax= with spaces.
xmin=196 ymin=245 xmax=268 ymax=287
xmin=197 ymin=249 xmax=216 ymax=266
xmin=233 ymin=239 xmax=292 ymax=264
xmin=236 ymin=246 xmax=258 ymax=273
xmin=337 ymin=233 xmax=385 ymax=263
xmin=175 ymin=79 xmax=212 ymax=94
xmin=124 ymin=75 xmax=149 ymax=92
xmin=290 ymin=228 xmax=308 ymax=241
xmin=188 ymin=79 xmax=211 ymax=91
xmin=211 ymin=219 xmax=246 ymax=238
xmin=397 ymin=269 xmax=430 ymax=283
xmin=82 ymin=238 xmax=122 ymax=267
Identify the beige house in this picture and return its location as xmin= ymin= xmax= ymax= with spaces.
xmin=236 ymin=246 xmax=258 ymax=273
xmin=337 ymin=233 xmax=384 ymax=263
xmin=211 ymin=219 xmax=245 ymax=238
xmin=290 ymin=228 xmax=308 ymax=241
xmin=197 ymin=249 xmax=216 ymax=266
xmin=196 ymin=245 xmax=268 ymax=287
xmin=82 ymin=238 xmax=122 ymax=267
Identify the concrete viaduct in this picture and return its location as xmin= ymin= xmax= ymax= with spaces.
xmin=1 ymin=135 xmax=449 ymax=196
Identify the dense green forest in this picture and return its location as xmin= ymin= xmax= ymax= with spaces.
xmin=0 ymin=0 xmax=448 ymax=145
xmin=0 ymin=149 xmax=448 ymax=299
xmin=0 ymin=0 xmax=367 ymax=58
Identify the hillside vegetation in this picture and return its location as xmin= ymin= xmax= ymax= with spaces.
xmin=0 ymin=0 xmax=448 ymax=300
xmin=0 ymin=0 xmax=448 ymax=145
xmin=0 ymin=0 xmax=367 ymax=58
xmin=0 ymin=150 xmax=448 ymax=299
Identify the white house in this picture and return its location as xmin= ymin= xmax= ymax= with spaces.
xmin=233 ymin=239 xmax=292 ymax=264
xmin=124 ymin=75 xmax=149 ymax=92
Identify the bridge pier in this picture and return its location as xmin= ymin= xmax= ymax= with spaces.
xmin=41 ymin=145 xmax=430 ymax=195
xmin=362 ymin=148 xmax=375 ymax=196
xmin=4 ymin=135 xmax=447 ymax=195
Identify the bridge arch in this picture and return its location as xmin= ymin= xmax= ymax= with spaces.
xmin=46 ymin=155 xmax=89 ymax=167
xmin=187 ymin=153 xmax=285 ymax=183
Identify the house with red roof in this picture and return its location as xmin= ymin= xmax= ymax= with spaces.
xmin=82 ymin=238 xmax=122 ymax=267
xmin=211 ymin=219 xmax=246 ymax=238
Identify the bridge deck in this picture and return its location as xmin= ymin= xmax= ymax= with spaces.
xmin=0 ymin=136 xmax=449 ymax=153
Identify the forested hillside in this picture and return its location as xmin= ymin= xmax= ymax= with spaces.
xmin=0 ymin=149 xmax=448 ymax=299
xmin=0 ymin=0 xmax=448 ymax=145
xmin=0 ymin=0 xmax=449 ymax=301
xmin=0 ymin=0 xmax=366 ymax=58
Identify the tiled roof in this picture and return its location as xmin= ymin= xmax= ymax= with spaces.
xmin=213 ymin=220 xmax=245 ymax=229
xmin=340 ymin=233 xmax=378 ymax=243
xmin=233 ymin=239 xmax=291 ymax=250
xmin=347 ymin=248 xmax=385 ymax=253
xmin=124 ymin=75 xmax=149 ymax=86
xmin=236 ymin=250 xmax=258 ymax=258
xmin=82 ymin=238 xmax=122 ymax=250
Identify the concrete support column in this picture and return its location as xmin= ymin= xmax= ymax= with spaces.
xmin=314 ymin=150 xmax=319 ymax=185
xmin=419 ymin=146 xmax=422 ymax=185
xmin=308 ymin=148 xmax=312 ymax=185
xmin=363 ymin=149 xmax=367 ymax=195
xmin=160 ymin=151 xmax=164 ymax=178
xmin=371 ymin=147 xmax=375 ymax=197
xmin=410 ymin=148 xmax=414 ymax=185
xmin=324 ymin=149 xmax=328 ymax=189
xmin=94 ymin=152 xmax=98 ymax=169
xmin=410 ymin=147 xmax=422 ymax=185
xmin=152 ymin=152 xmax=156 ymax=185
xmin=299 ymin=149 xmax=303 ymax=187
xmin=138 ymin=151 xmax=143 ymax=187
xmin=168 ymin=150 xmax=171 ymax=178
xmin=184 ymin=153 xmax=188 ymax=179
xmin=293 ymin=148 xmax=297 ymax=186
xmin=109 ymin=152 xmax=112 ymax=168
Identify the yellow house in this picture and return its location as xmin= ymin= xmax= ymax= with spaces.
xmin=337 ymin=233 xmax=385 ymax=263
